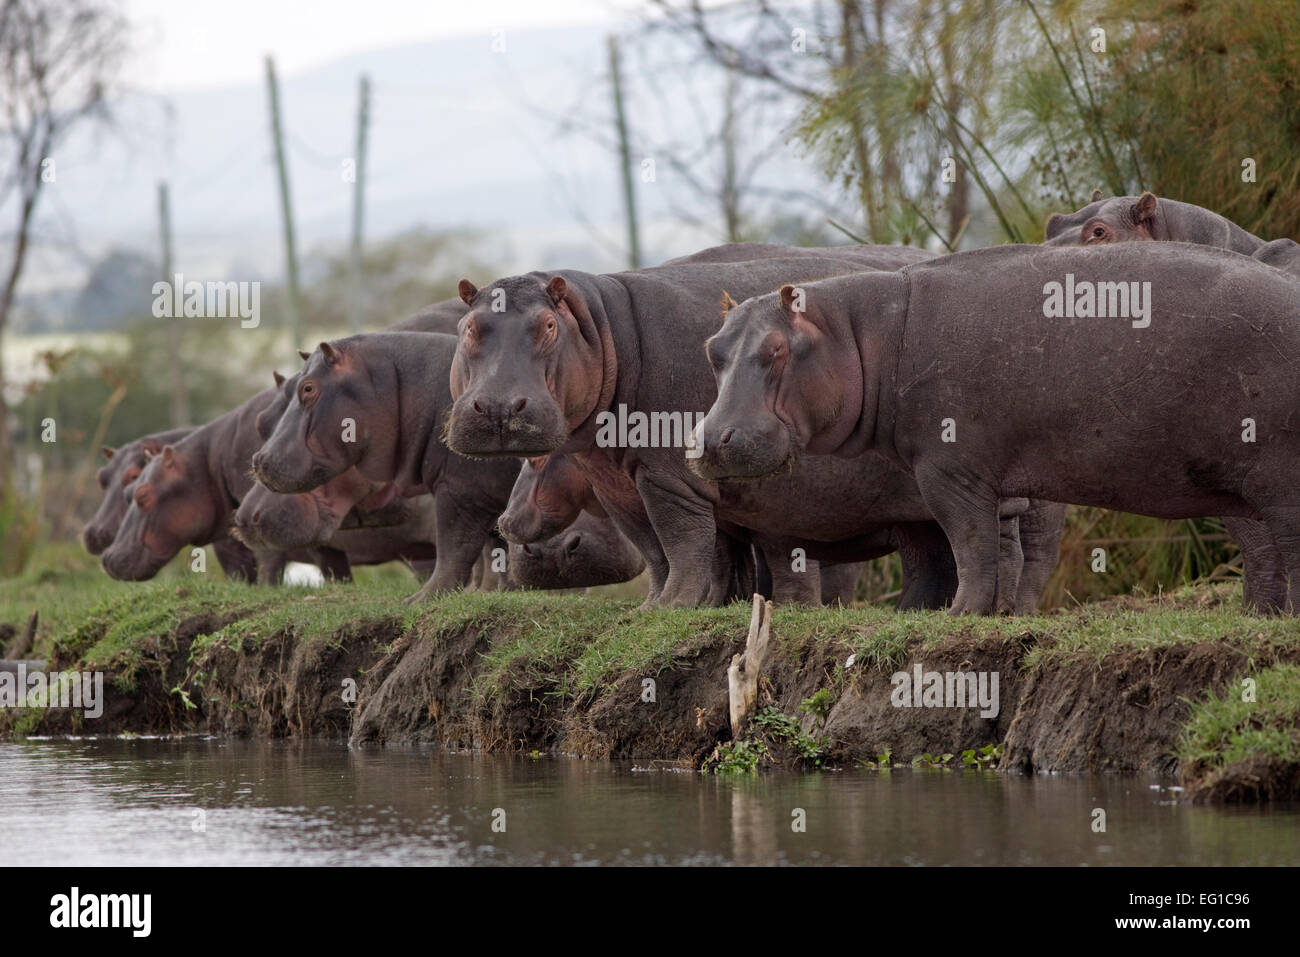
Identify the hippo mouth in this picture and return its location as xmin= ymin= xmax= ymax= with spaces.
xmin=101 ymin=543 xmax=171 ymax=581
xmin=442 ymin=402 xmax=569 ymax=459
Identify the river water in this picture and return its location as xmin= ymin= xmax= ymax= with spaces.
xmin=1 ymin=738 xmax=1295 ymax=866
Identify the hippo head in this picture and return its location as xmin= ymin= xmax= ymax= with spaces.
xmin=235 ymin=467 xmax=383 ymax=550
xmin=692 ymin=282 xmax=865 ymax=480
xmin=445 ymin=275 xmax=611 ymax=458
xmin=1042 ymin=190 xmax=1159 ymax=246
xmin=497 ymin=454 xmax=592 ymax=544
xmin=507 ymin=512 xmax=645 ymax=590
xmin=252 ymin=341 xmax=374 ymax=494
xmin=83 ymin=438 xmax=165 ymax=554
xmin=101 ymin=445 xmax=216 ymax=580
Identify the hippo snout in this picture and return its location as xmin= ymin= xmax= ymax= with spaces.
xmin=82 ymin=525 xmax=113 ymax=555
xmin=691 ymin=413 xmax=792 ymax=481
xmin=446 ymin=391 xmax=569 ymax=457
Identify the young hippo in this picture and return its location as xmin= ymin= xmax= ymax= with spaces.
xmin=697 ymin=243 xmax=1300 ymax=614
xmin=251 ymin=332 xmax=522 ymax=602
xmin=507 ymin=509 xmax=646 ymax=590
xmin=442 ymin=253 xmax=1058 ymax=610
xmin=1042 ymin=189 xmax=1264 ymax=253
xmin=100 ymin=389 xmax=350 ymax=583
xmin=83 ymin=429 xmax=191 ymax=555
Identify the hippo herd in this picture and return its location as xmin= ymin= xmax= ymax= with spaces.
xmin=86 ymin=190 xmax=1300 ymax=616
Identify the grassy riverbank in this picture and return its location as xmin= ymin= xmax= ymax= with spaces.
xmin=2 ymin=546 xmax=1298 ymax=802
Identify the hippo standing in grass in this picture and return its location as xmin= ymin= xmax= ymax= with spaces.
xmin=252 ymin=332 xmax=523 ymax=602
xmin=443 ymin=253 xmax=1062 ymax=610
xmin=696 ymin=243 xmax=1300 ymax=614
xmin=1042 ymin=190 xmax=1296 ymax=612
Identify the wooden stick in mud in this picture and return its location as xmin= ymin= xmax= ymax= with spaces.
xmin=728 ymin=594 xmax=773 ymax=736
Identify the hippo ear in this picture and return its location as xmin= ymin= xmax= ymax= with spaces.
xmin=319 ymin=342 xmax=339 ymax=367
xmin=1133 ymin=191 xmax=1158 ymax=224
xmin=777 ymin=284 xmax=801 ymax=315
xmin=720 ymin=289 xmax=739 ymax=316
xmin=101 ymin=445 xmax=117 ymax=461
xmin=161 ymin=446 xmax=176 ymax=469
xmin=1090 ymin=188 xmax=1104 ymax=203
xmin=273 ymin=370 xmax=286 ymax=387
xmin=141 ymin=438 xmax=164 ymax=455
xmin=457 ymin=279 xmax=478 ymax=305
xmin=546 ymin=276 xmax=567 ymax=306
xmin=1044 ymin=212 xmax=1066 ymax=239
xmin=298 ymin=350 xmax=311 ymax=361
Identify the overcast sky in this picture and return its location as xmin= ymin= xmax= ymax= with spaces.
xmin=123 ymin=0 xmax=636 ymax=92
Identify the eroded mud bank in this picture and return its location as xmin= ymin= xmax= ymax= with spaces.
xmin=3 ymin=587 xmax=1297 ymax=803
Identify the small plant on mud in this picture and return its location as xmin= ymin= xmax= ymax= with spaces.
xmin=750 ymin=705 xmax=827 ymax=766
xmin=798 ymin=689 xmax=834 ymax=730
xmin=858 ymin=747 xmax=893 ymax=770
xmin=171 ymin=685 xmax=196 ymax=711
xmin=705 ymin=739 xmax=768 ymax=775
xmin=913 ymin=752 xmax=955 ymax=769
xmin=960 ymin=744 xmax=1002 ymax=769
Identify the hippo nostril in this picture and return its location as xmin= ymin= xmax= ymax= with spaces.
xmin=253 ymin=509 xmax=263 ymax=525
xmin=521 ymin=544 xmax=534 ymax=556
xmin=512 ymin=398 xmax=527 ymax=414
xmin=252 ymin=452 xmax=264 ymax=472
xmin=721 ymin=427 xmax=735 ymax=445
xmin=473 ymin=400 xmax=486 ymax=415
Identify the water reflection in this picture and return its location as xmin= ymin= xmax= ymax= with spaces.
xmin=0 ymin=739 xmax=1294 ymax=866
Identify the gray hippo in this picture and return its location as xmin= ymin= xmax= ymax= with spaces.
xmin=1043 ymin=189 xmax=1264 ymax=253
xmin=442 ymin=252 xmax=1062 ymax=610
xmin=695 ymin=243 xmax=1300 ymax=614
xmin=252 ymin=333 xmax=523 ymax=602
xmin=1043 ymin=191 xmax=1295 ymax=612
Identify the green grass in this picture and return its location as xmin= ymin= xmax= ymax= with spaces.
xmin=1177 ymin=664 xmax=1300 ymax=774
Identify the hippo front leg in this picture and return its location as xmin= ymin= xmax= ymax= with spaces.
xmin=254 ymin=548 xmax=288 ymax=586
xmin=214 ymin=536 xmax=258 ymax=583
xmin=636 ymin=473 xmax=717 ymax=607
xmin=914 ymin=464 xmax=1001 ymax=615
xmin=404 ymin=493 xmax=492 ymax=604
xmin=892 ymin=522 xmax=957 ymax=611
xmin=757 ymin=540 xmax=821 ymax=605
xmin=1224 ymin=516 xmax=1287 ymax=615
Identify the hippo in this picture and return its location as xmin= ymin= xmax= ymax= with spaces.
xmin=697 ymin=242 xmax=1300 ymax=614
xmin=498 ymin=452 xmax=860 ymax=604
xmin=1042 ymin=192 xmax=1295 ymax=612
xmin=1252 ymin=238 xmax=1300 ymax=279
xmin=443 ymin=252 xmax=1061 ymax=609
xmin=99 ymin=388 xmax=354 ymax=583
xmin=1043 ymin=189 xmax=1264 ymax=253
xmin=251 ymin=332 xmax=523 ymax=602
xmin=507 ymin=509 xmax=646 ymax=590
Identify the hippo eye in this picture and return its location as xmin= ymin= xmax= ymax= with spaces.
xmin=299 ymin=381 xmax=317 ymax=402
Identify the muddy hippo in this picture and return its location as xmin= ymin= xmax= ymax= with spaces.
xmin=251 ymin=332 xmax=522 ymax=602
xmin=698 ymin=243 xmax=1300 ymax=614
xmin=443 ymin=253 xmax=1060 ymax=609
xmin=1043 ymin=189 xmax=1264 ymax=253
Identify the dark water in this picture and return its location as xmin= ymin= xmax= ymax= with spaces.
xmin=0 ymin=738 xmax=1295 ymax=866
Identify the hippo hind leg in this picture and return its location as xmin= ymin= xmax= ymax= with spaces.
xmin=1012 ymin=501 xmax=1066 ymax=615
xmin=1224 ymin=516 xmax=1287 ymax=615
